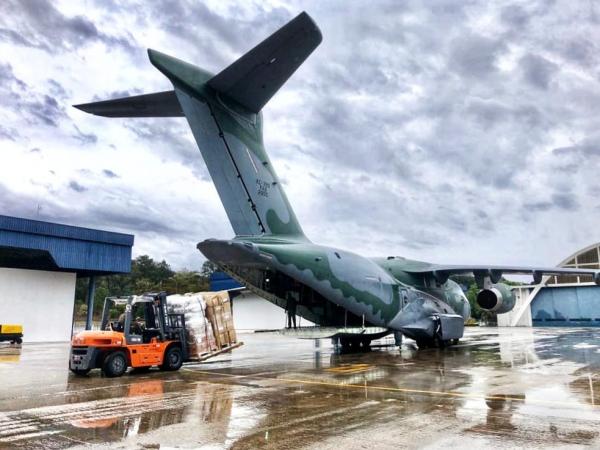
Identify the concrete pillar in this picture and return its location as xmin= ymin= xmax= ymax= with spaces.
xmin=85 ymin=275 xmax=96 ymax=330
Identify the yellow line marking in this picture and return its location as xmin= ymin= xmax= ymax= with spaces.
xmin=190 ymin=370 xmax=600 ymax=411
xmin=325 ymin=364 xmax=373 ymax=374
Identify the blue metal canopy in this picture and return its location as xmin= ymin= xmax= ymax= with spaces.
xmin=210 ymin=271 xmax=243 ymax=291
xmin=0 ymin=215 xmax=134 ymax=275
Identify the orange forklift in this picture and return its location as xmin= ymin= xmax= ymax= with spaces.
xmin=70 ymin=292 xmax=188 ymax=377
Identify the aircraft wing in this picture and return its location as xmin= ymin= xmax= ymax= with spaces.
xmin=401 ymin=263 xmax=600 ymax=285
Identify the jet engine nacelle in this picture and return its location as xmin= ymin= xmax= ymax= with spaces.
xmin=476 ymin=283 xmax=516 ymax=314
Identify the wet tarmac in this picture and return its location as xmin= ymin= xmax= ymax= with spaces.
xmin=1 ymin=327 xmax=600 ymax=449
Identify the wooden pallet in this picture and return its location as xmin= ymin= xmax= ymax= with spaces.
xmin=187 ymin=341 xmax=244 ymax=363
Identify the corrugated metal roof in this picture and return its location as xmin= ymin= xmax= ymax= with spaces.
xmin=0 ymin=215 xmax=134 ymax=275
xmin=0 ymin=215 xmax=133 ymax=246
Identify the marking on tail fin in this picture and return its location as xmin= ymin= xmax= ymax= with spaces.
xmin=245 ymin=146 xmax=258 ymax=173
xmin=205 ymin=102 xmax=266 ymax=234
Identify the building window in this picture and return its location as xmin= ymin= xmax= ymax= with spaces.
xmin=576 ymin=248 xmax=599 ymax=265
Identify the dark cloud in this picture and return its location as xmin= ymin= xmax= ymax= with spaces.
xmin=523 ymin=191 xmax=579 ymax=213
xmin=523 ymin=201 xmax=552 ymax=212
xmin=0 ymin=0 xmax=136 ymax=54
xmin=0 ymin=182 xmax=185 ymax=240
xmin=124 ymin=118 xmax=209 ymax=179
xmin=103 ymin=169 xmax=119 ymax=178
xmin=552 ymin=192 xmax=579 ymax=211
xmin=448 ymin=34 xmax=506 ymax=78
xmin=553 ymin=141 xmax=600 ymax=159
xmin=47 ymin=79 xmax=68 ymax=100
xmin=84 ymin=207 xmax=179 ymax=235
xmin=500 ymin=4 xmax=531 ymax=28
xmin=72 ymin=125 xmax=98 ymax=145
xmin=150 ymin=1 xmax=291 ymax=64
xmin=465 ymin=98 xmax=511 ymax=129
xmin=31 ymin=95 xmax=65 ymax=127
xmin=558 ymin=38 xmax=597 ymax=68
xmin=68 ymin=181 xmax=87 ymax=193
xmin=520 ymin=53 xmax=558 ymax=90
xmin=0 ymin=62 xmax=66 ymax=127
xmin=0 ymin=124 xmax=18 ymax=141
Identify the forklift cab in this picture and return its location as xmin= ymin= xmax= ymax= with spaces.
xmin=100 ymin=294 xmax=168 ymax=345
xmin=100 ymin=293 xmax=187 ymax=346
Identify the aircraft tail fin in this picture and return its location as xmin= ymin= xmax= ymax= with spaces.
xmin=75 ymin=12 xmax=321 ymax=240
xmin=148 ymin=12 xmax=320 ymax=239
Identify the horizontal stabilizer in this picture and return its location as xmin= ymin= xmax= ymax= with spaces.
xmin=207 ymin=11 xmax=322 ymax=113
xmin=73 ymin=90 xmax=183 ymax=117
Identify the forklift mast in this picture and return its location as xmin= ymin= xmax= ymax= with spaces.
xmin=144 ymin=292 xmax=189 ymax=360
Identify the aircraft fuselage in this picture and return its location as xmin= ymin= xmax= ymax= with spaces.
xmin=198 ymin=237 xmax=470 ymax=344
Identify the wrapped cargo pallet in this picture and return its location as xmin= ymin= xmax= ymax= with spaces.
xmin=166 ymin=293 xmax=218 ymax=358
xmin=166 ymin=290 xmax=238 ymax=359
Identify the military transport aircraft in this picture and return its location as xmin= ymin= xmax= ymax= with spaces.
xmin=76 ymin=12 xmax=600 ymax=349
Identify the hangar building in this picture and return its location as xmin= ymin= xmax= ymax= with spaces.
xmin=499 ymin=243 xmax=600 ymax=327
xmin=0 ymin=215 xmax=134 ymax=342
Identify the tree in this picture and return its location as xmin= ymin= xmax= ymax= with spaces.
xmin=163 ymin=270 xmax=208 ymax=294
xmin=201 ymin=260 xmax=218 ymax=278
xmin=131 ymin=255 xmax=174 ymax=285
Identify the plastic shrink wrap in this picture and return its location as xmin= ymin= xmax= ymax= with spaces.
xmin=166 ymin=291 xmax=238 ymax=358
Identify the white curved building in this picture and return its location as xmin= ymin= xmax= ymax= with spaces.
xmin=499 ymin=243 xmax=600 ymax=327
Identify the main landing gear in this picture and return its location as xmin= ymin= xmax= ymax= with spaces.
xmin=415 ymin=316 xmax=460 ymax=349
xmin=335 ymin=337 xmax=371 ymax=353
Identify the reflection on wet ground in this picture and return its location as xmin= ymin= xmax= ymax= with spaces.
xmin=2 ymin=328 xmax=600 ymax=448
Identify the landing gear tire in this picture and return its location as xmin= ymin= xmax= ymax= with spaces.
xmin=452 ymin=338 xmax=459 ymax=345
xmin=102 ymin=351 xmax=127 ymax=378
xmin=160 ymin=346 xmax=183 ymax=371
xmin=340 ymin=338 xmax=351 ymax=351
xmin=416 ymin=339 xmax=431 ymax=349
xmin=339 ymin=338 xmax=369 ymax=353
xmin=434 ymin=337 xmax=446 ymax=349
xmin=70 ymin=368 xmax=91 ymax=376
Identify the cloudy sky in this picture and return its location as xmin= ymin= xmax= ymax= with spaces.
xmin=1 ymin=0 xmax=599 ymax=271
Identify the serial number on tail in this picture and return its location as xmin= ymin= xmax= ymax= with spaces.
xmin=256 ymin=179 xmax=271 ymax=197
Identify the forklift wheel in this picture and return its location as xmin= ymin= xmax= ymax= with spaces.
xmin=160 ymin=346 xmax=183 ymax=371
xmin=70 ymin=368 xmax=91 ymax=376
xmin=103 ymin=351 xmax=127 ymax=378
